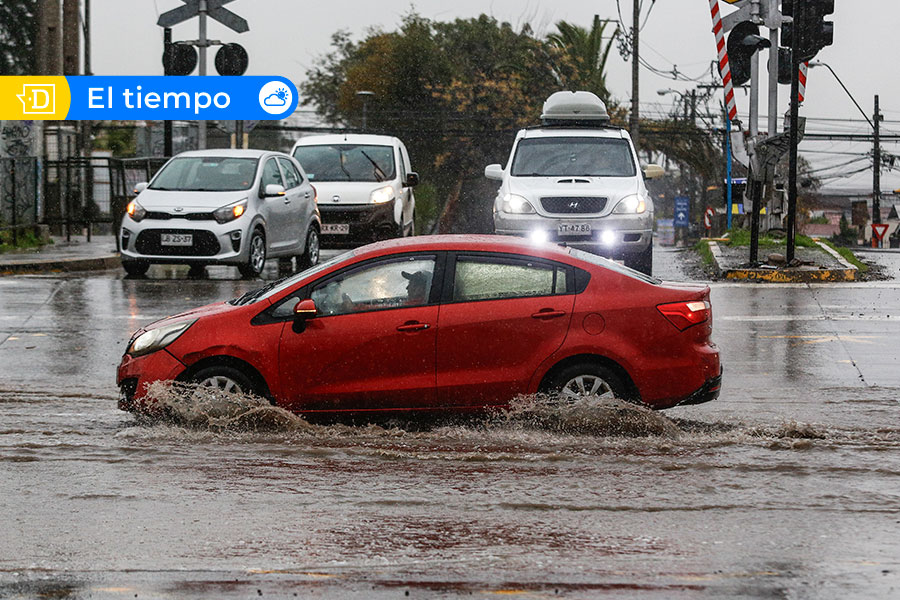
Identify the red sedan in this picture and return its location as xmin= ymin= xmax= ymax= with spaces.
xmin=117 ymin=235 xmax=721 ymax=416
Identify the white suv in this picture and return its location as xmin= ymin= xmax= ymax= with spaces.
xmin=486 ymin=91 xmax=662 ymax=275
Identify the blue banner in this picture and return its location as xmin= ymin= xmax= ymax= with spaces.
xmin=62 ymin=76 xmax=297 ymax=121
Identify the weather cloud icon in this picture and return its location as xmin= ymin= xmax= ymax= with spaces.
xmin=263 ymin=88 xmax=288 ymax=106
xmin=258 ymin=81 xmax=294 ymax=115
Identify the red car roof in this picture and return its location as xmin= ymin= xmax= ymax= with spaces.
xmin=353 ymin=234 xmax=574 ymax=261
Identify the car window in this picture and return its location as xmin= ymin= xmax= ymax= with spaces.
xmin=261 ymin=158 xmax=283 ymax=188
xmin=293 ymin=144 xmax=396 ymax=182
xmin=453 ymin=256 xmax=565 ymax=301
xmin=277 ymin=157 xmax=302 ymax=189
xmin=310 ymin=256 xmax=436 ymax=316
xmin=511 ymin=137 xmax=636 ymax=177
xmin=397 ymin=147 xmax=407 ymax=180
xmin=149 ymin=157 xmax=258 ymax=191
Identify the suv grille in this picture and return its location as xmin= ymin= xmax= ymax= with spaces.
xmin=135 ymin=229 xmax=220 ymax=256
xmin=540 ymin=196 xmax=607 ymax=214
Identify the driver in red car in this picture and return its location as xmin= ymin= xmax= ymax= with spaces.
xmin=402 ymin=270 xmax=429 ymax=305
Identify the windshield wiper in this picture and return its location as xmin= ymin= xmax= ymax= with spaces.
xmin=230 ymin=275 xmax=291 ymax=305
xmin=360 ymin=150 xmax=387 ymax=182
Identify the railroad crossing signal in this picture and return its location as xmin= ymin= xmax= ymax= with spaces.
xmin=781 ymin=0 xmax=834 ymax=63
xmin=158 ymin=0 xmax=249 ymax=33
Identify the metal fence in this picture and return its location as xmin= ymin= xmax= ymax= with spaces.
xmin=41 ymin=156 xmax=168 ymax=244
xmin=0 ymin=155 xmax=169 ymax=246
xmin=0 ymin=157 xmax=41 ymax=245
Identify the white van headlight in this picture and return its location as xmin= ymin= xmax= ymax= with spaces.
xmin=501 ymin=194 xmax=536 ymax=214
xmin=370 ymin=186 xmax=394 ymax=204
xmin=213 ymin=199 xmax=247 ymax=224
xmin=612 ymin=195 xmax=647 ymax=214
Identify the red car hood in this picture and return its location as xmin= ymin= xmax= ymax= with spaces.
xmin=138 ymin=300 xmax=251 ymax=334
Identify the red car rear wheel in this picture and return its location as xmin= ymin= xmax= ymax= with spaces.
xmin=543 ymin=362 xmax=627 ymax=403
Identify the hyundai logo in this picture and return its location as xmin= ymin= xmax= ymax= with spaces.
xmin=332 ymin=195 xmax=341 ymax=203
xmin=173 ymin=207 xmax=184 ymax=212
xmin=568 ymin=201 xmax=579 ymax=209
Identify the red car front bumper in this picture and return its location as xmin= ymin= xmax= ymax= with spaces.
xmin=116 ymin=349 xmax=186 ymax=412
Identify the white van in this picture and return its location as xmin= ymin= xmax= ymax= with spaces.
xmin=486 ymin=91 xmax=663 ymax=275
xmin=291 ymin=134 xmax=418 ymax=247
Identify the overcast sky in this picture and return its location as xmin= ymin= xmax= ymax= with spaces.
xmin=90 ymin=0 xmax=900 ymax=195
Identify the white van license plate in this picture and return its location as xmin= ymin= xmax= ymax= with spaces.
xmin=322 ymin=224 xmax=349 ymax=234
xmin=558 ymin=223 xmax=591 ymax=235
xmin=160 ymin=233 xmax=193 ymax=246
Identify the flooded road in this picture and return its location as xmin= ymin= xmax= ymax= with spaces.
xmin=1 ymin=252 xmax=899 ymax=599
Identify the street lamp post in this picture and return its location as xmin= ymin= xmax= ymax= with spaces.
xmin=356 ymin=90 xmax=374 ymax=131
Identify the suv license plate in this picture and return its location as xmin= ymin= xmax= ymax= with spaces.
xmin=557 ymin=223 xmax=591 ymax=236
xmin=160 ymin=233 xmax=193 ymax=246
xmin=322 ymin=224 xmax=349 ymax=234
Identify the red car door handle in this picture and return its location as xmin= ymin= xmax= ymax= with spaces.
xmin=531 ymin=309 xmax=566 ymax=320
xmin=397 ymin=321 xmax=430 ymax=332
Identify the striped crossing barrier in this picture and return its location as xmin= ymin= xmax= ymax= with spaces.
xmin=709 ymin=0 xmax=738 ymax=121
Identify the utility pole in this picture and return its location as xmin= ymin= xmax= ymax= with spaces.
xmin=163 ymin=28 xmax=174 ymax=157
xmin=83 ymin=0 xmax=93 ymax=241
xmin=197 ymin=0 xmax=208 ymax=150
xmin=629 ymin=0 xmax=640 ymax=151
xmin=62 ymin=0 xmax=79 ymax=76
xmin=873 ymin=95 xmax=882 ymax=230
xmin=786 ymin=1 xmax=803 ymax=264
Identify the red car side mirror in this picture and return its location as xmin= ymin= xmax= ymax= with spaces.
xmin=293 ymin=298 xmax=317 ymax=318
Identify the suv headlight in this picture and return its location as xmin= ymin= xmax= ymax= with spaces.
xmin=612 ymin=194 xmax=647 ymax=214
xmin=501 ymin=194 xmax=536 ymax=214
xmin=126 ymin=200 xmax=147 ymax=222
xmin=213 ymin=199 xmax=247 ymax=224
xmin=370 ymin=186 xmax=394 ymax=204
xmin=128 ymin=319 xmax=196 ymax=357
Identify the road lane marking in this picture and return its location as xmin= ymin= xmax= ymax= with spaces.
xmin=720 ymin=315 xmax=896 ymax=321
xmin=758 ymin=334 xmax=880 ymax=346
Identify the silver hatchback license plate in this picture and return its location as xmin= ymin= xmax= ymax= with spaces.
xmin=160 ymin=233 xmax=193 ymax=246
xmin=322 ymin=224 xmax=350 ymax=235
xmin=557 ymin=223 xmax=591 ymax=236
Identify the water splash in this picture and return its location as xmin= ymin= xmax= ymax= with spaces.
xmin=141 ymin=380 xmax=314 ymax=432
xmin=494 ymin=394 xmax=682 ymax=439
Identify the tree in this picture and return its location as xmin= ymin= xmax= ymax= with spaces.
xmin=546 ymin=15 xmax=619 ymax=105
xmin=0 ymin=0 xmax=37 ymax=75
xmin=301 ymin=13 xmax=563 ymax=233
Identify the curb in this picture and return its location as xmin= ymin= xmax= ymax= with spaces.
xmin=704 ymin=240 xmax=857 ymax=283
xmin=0 ymin=254 xmax=121 ymax=275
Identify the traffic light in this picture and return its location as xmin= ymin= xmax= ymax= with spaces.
xmin=727 ymin=21 xmax=772 ymax=86
xmin=215 ymin=43 xmax=249 ymax=76
xmin=163 ymin=41 xmax=197 ymax=76
xmin=781 ymin=0 xmax=834 ymax=63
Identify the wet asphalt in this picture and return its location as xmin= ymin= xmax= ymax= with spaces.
xmin=0 ymin=247 xmax=898 ymax=599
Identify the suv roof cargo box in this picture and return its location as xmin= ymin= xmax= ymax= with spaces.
xmin=541 ymin=91 xmax=610 ymax=126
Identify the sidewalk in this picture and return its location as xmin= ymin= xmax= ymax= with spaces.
xmin=0 ymin=235 xmax=120 ymax=275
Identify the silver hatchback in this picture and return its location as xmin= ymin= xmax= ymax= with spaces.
xmin=120 ymin=149 xmax=321 ymax=278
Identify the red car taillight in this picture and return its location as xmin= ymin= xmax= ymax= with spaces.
xmin=657 ymin=300 xmax=710 ymax=331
